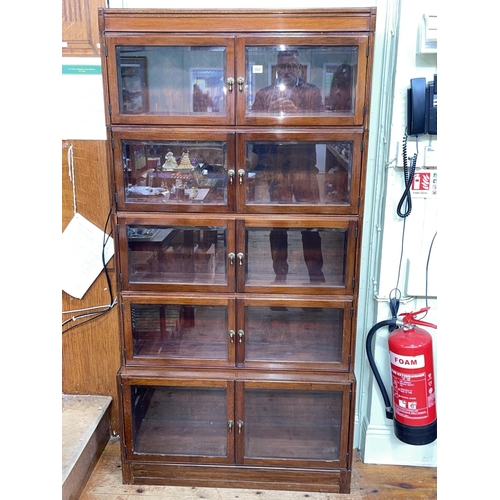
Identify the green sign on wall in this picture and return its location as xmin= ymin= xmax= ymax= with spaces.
xmin=62 ymin=65 xmax=102 ymax=75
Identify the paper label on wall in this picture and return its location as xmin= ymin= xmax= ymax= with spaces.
xmin=410 ymin=169 xmax=437 ymax=198
xmin=61 ymin=61 xmax=106 ymax=140
xmin=62 ymin=213 xmax=114 ymax=299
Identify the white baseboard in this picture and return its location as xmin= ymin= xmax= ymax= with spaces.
xmin=357 ymin=417 xmax=437 ymax=467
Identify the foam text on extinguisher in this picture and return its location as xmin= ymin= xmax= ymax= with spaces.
xmin=390 ymin=352 xmax=425 ymax=369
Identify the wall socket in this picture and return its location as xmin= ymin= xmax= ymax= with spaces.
xmin=395 ymin=142 xmax=437 ymax=169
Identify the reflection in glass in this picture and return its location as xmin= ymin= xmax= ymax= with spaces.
xmin=116 ymin=46 xmax=226 ymax=116
xmin=127 ymin=225 xmax=227 ymax=285
xmin=245 ymin=306 xmax=343 ymax=364
xmin=132 ymin=386 xmax=227 ymax=456
xmin=245 ymin=227 xmax=347 ymax=287
xmin=122 ymin=140 xmax=228 ymax=206
xmin=325 ymin=63 xmax=354 ymax=112
xmin=246 ymin=45 xmax=357 ymax=117
xmin=131 ymin=303 xmax=228 ymax=360
xmin=246 ymin=141 xmax=352 ymax=206
xmin=120 ymin=57 xmax=149 ymax=113
xmin=244 ymin=389 xmax=342 ymax=460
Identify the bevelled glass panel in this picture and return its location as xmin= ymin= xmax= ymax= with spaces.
xmin=116 ymin=46 xmax=226 ymax=116
xmin=245 ymin=227 xmax=347 ymax=287
xmin=132 ymin=386 xmax=227 ymax=456
xmin=245 ymin=140 xmax=352 ymax=206
xmin=245 ymin=306 xmax=343 ymax=363
xmin=245 ymin=45 xmax=357 ymax=117
xmin=126 ymin=225 xmax=227 ymax=285
xmin=131 ymin=303 xmax=228 ymax=360
xmin=122 ymin=140 xmax=228 ymax=206
xmin=244 ymin=389 xmax=342 ymax=460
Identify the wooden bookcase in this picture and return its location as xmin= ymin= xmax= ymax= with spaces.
xmin=99 ymin=8 xmax=376 ymax=493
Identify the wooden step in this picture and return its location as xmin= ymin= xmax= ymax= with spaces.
xmin=62 ymin=394 xmax=112 ymax=500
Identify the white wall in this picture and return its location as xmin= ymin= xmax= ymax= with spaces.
xmin=63 ymin=0 xmax=439 ymax=468
xmin=356 ymin=0 xmax=438 ymax=467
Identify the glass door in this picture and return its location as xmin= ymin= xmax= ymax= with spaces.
xmin=121 ymin=377 xmax=235 ymax=464
xmin=235 ymin=35 xmax=369 ymax=126
xmin=122 ymin=294 xmax=236 ymax=368
xmin=235 ymin=298 xmax=353 ymax=371
xmin=105 ymin=35 xmax=235 ymax=125
xmin=235 ymin=381 xmax=352 ymax=468
xmin=236 ymin=216 xmax=357 ymax=295
xmin=236 ymin=131 xmax=363 ymax=215
xmin=112 ymin=128 xmax=236 ymax=213
xmin=117 ymin=214 xmax=235 ymax=293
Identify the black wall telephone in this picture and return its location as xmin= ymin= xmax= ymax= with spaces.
xmin=406 ymin=75 xmax=437 ymax=136
xmin=399 ymin=75 xmax=437 ymax=218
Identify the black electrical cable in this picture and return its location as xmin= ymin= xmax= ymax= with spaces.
xmin=62 ymin=209 xmax=116 ymax=334
xmin=417 ymin=231 xmax=437 ymax=321
xmin=424 ymin=231 xmax=437 ymax=307
xmin=102 ymin=208 xmax=114 ymax=307
xmin=388 ymin=291 xmax=400 ymax=333
xmin=394 ymin=217 xmax=407 ymax=294
xmin=396 ymin=133 xmax=418 ymax=218
xmin=389 ymin=212 xmax=407 ymax=332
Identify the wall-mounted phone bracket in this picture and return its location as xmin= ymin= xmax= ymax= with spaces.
xmin=426 ymin=75 xmax=437 ymax=135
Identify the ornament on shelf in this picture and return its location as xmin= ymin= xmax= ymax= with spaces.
xmin=162 ymin=150 xmax=178 ymax=171
xmin=177 ymin=148 xmax=193 ymax=170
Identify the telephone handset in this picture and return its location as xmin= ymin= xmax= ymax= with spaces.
xmin=406 ymin=75 xmax=437 ymax=136
xmin=407 ymin=77 xmax=427 ymax=136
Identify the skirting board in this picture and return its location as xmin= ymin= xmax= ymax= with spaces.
xmin=358 ymin=416 xmax=437 ymax=467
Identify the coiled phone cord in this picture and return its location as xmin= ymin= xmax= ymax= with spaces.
xmin=396 ymin=132 xmax=418 ymax=218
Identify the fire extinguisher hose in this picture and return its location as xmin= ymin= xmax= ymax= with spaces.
xmin=365 ymin=319 xmax=399 ymax=420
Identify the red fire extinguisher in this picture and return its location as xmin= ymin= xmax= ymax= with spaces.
xmin=366 ymin=307 xmax=437 ymax=445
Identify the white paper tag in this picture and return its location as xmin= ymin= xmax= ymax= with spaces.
xmin=61 ymin=213 xmax=114 ymax=299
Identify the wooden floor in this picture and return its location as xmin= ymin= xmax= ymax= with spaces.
xmin=79 ymin=436 xmax=437 ymax=499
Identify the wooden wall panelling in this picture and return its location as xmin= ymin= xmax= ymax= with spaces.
xmin=62 ymin=139 xmax=121 ymax=433
xmin=62 ymin=0 xmax=106 ymax=57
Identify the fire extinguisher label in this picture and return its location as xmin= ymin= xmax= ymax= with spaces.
xmin=390 ymin=352 xmax=425 ymax=369
xmin=391 ymin=369 xmax=429 ymax=419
